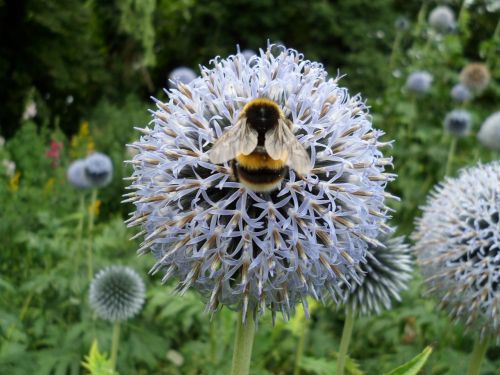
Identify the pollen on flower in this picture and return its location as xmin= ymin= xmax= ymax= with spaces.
xmin=125 ymin=44 xmax=397 ymax=321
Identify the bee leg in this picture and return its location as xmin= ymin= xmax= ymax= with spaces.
xmin=230 ymin=159 xmax=239 ymax=182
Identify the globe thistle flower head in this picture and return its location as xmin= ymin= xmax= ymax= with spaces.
xmin=450 ymin=84 xmax=471 ymax=103
xmin=405 ymin=71 xmax=433 ymax=94
xmin=443 ymin=109 xmax=472 ymax=137
xmin=89 ymin=266 xmax=146 ymax=322
xmin=67 ymin=159 xmax=91 ymax=189
xmin=84 ymin=152 xmax=113 ymax=188
xmin=342 ymin=235 xmax=413 ymax=316
xmin=428 ymin=5 xmax=456 ymax=33
xmin=477 ymin=111 xmax=500 ymax=151
xmin=460 ymin=63 xmax=491 ymax=93
xmin=125 ymin=44 xmax=396 ymax=321
xmin=413 ymin=161 xmax=500 ymax=342
xmin=168 ymin=67 xmax=197 ymax=88
xmin=394 ymin=16 xmax=410 ymax=31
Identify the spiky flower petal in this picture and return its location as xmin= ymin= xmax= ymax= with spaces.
xmin=477 ymin=111 xmax=500 ymax=151
xmin=168 ymin=67 xmax=197 ymax=88
xmin=405 ymin=71 xmax=433 ymax=94
xmin=342 ymin=236 xmax=413 ymax=316
xmin=413 ymin=162 xmax=500 ymax=342
xmin=450 ymin=84 xmax=471 ymax=103
xmin=67 ymin=159 xmax=91 ymax=189
xmin=89 ymin=266 xmax=146 ymax=322
xmin=460 ymin=63 xmax=491 ymax=93
xmin=444 ymin=109 xmax=472 ymax=137
xmin=84 ymin=152 xmax=113 ymax=188
xmin=428 ymin=5 xmax=456 ymax=33
xmin=126 ymin=45 xmax=396 ymax=320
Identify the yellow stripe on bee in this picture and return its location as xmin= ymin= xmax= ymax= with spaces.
xmin=242 ymin=98 xmax=283 ymax=115
xmin=236 ymin=153 xmax=286 ymax=170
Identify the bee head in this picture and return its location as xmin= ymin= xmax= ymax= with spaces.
xmin=244 ymin=98 xmax=281 ymax=132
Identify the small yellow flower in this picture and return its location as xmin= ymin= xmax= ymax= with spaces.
xmin=44 ymin=177 xmax=55 ymax=194
xmin=89 ymin=199 xmax=102 ymax=217
xmin=70 ymin=121 xmax=95 ymax=158
xmin=9 ymin=171 xmax=21 ymax=192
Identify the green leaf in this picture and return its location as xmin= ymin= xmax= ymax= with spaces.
xmin=383 ymin=346 xmax=433 ymax=375
xmin=81 ymin=340 xmax=118 ymax=375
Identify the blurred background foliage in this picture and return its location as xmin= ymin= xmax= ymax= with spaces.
xmin=0 ymin=0 xmax=499 ymax=374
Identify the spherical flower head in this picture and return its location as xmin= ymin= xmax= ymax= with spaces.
xmin=394 ymin=16 xmax=410 ymax=31
xmin=126 ymin=45 xmax=396 ymax=321
xmin=405 ymin=71 xmax=433 ymax=94
xmin=450 ymin=84 xmax=471 ymax=103
xmin=168 ymin=67 xmax=197 ymax=88
xmin=428 ymin=5 xmax=456 ymax=33
xmin=67 ymin=159 xmax=91 ymax=189
xmin=89 ymin=266 xmax=146 ymax=322
xmin=413 ymin=162 xmax=500 ymax=341
xmin=477 ymin=111 xmax=500 ymax=151
xmin=460 ymin=63 xmax=491 ymax=93
xmin=84 ymin=152 xmax=113 ymax=188
xmin=443 ymin=109 xmax=472 ymax=137
xmin=342 ymin=235 xmax=413 ymax=316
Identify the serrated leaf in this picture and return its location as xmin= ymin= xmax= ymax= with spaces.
xmin=383 ymin=346 xmax=432 ymax=375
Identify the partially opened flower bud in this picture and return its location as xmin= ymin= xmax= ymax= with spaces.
xmin=168 ymin=67 xmax=197 ymax=88
xmin=67 ymin=159 xmax=91 ymax=189
xmin=444 ymin=109 xmax=472 ymax=137
xmin=428 ymin=5 xmax=456 ymax=33
xmin=413 ymin=162 xmax=500 ymax=341
xmin=477 ymin=111 xmax=500 ymax=151
xmin=89 ymin=266 xmax=146 ymax=322
xmin=405 ymin=71 xmax=433 ymax=94
xmin=450 ymin=84 xmax=471 ymax=103
xmin=460 ymin=63 xmax=491 ymax=93
xmin=342 ymin=235 xmax=413 ymax=316
xmin=84 ymin=152 xmax=113 ymax=188
xmin=126 ymin=45 xmax=396 ymax=321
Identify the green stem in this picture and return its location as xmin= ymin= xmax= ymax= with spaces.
xmin=230 ymin=311 xmax=256 ymax=375
xmin=486 ymin=18 xmax=500 ymax=71
xmin=389 ymin=31 xmax=403 ymax=71
xmin=336 ymin=307 xmax=355 ymax=375
xmin=74 ymin=194 xmax=85 ymax=275
xmin=293 ymin=318 xmax=309 ymax=375
xmin=86 ymin=189 xmax=97 ymax=281
xmin=110 ymin=321 xmax=121 ymax=371
xmin=414 ymin=0 xmax=428 ymax=38
xmin=467 ymin=336 xmax=490 ymax=375
xmin=445 ymin=137 xmax=457 ymax=176
xmin=407 ymin=96 xmax=418 ymax=140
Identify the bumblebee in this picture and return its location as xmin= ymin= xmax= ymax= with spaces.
xmin=209 ymin=98 xmax=311 ymax=192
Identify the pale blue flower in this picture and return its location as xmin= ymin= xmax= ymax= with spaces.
xmin=477 ymin=111 xmax=500 ymax=151
xmin=84 ymin=152 xmax=113 ymax=188
xmin=428 ymin=5 xmax=456 ymax=33
xmin=444 ymin=109 xmax=472 ymax=137
xmin=89 ymin=266 xmax=146 ymax=322
xmin=126 ymin=44 xmax=396 ymax=320
xmin=168 ymin=67 xmax=197 ymax=88
xmin=67 ymin=159 xmax=91 ymax=189
xmin=414 ymin=162 xmax=500 ymax=341
xmin=405 ymin=71 xmax=433 ymax=94
xmin=343 ymin=235 xmax=413 ymax=316
xmin=450 ymin=84 xmax=471 ymax=103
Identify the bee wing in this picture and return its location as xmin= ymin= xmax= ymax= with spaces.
xmin=209 ymin=118 xmax=258 ymax=164
xmin=265 ymin=120 xmax=311 ymax=176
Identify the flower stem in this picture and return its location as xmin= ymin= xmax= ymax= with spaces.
xmin=74 ymin=194 xmax=85 ymax=276
xmin=389 ymin=31 xmax=403 ymax=70
xmin=87 ymin=189 xmax=98 ymax=281
xmin=445 ymin=137 xmax=457 ymax=176
xmin=230 ymin=311 xmax=256 ymax=375
xmin=336 ymin=306 xmax=355 ymax=375
xmin=467 ymin=336 xmax=490 ymax=375
xmin=110 ymin=321 xmax=121 ymax=371
xmin=486 ymin=18 xmax=500 ymax=71
xmin=293 ymin=318 xmax=309 ymax=375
